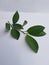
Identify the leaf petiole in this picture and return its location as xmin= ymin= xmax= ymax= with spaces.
xmin=20 ymin=30 xmax=27 ymax=34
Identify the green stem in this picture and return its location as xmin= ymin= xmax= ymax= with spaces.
xmin=20 ymin=30 xmax=27 ymax=34
xmin=20 ymin=30 xmax=32 ymax=37
xmin=20 ymin=30 xmax=33 ymax=38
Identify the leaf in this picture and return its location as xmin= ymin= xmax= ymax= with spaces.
xmin=6 ymin=23 xmax=10 ymax=30
xmin=11 ymin=28 xmax=20 ymax=40
xmin=23 ymin=20 xmax=28 ymax=26
xmin=12 ymin=11 xmax=19 ymax=24
xmin=25 ymin=35 xmax=39 ymax=53
xmin=13 ymin=24 xmax=23 ymax=29
xmin=27 ymin=25 xmax=45 ymax=36
xmin=36 ymin=31 xmax=46 ymax=36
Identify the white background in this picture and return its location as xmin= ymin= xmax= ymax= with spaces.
xmin=0 ymin=11 xmax=49 ymax=65
xmin=0 ymin=0 xmax=49 ymax=12
xmin=0 ymin=0 xmax=49 ymax=65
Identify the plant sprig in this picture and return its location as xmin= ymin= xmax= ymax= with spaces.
xmin=5 ymin=11 xmax=46 ymax=53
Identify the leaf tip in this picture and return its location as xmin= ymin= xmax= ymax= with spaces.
xmin=13 ymin=11 xmax=19 ymax=24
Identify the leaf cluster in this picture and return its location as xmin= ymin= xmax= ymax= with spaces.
xmin=5 ymin=11 xmax=46 ymax=53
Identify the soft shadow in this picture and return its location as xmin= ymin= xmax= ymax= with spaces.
xmin=0 ymin=28 xmax=9 ymax=37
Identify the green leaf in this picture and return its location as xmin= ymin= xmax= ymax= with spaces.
xmin=36 ymin=31 xmax=46 ymax=36
xmin=13 ymin=11 xmax=19 ymax=24
xmin=25 ymin=35 xmax=39 ymax=53
xmin=27 ymin=25 xmax=45 ymax=36
xmin=11 ymin=28 xmax=20 ymax=40
xmin=13 ymin=24 xmax=23 ymax=29
xmin=23 ymin=20 xmax=28 ymax=26
xmin=6 ymin=22 xmax=10 ymax=30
